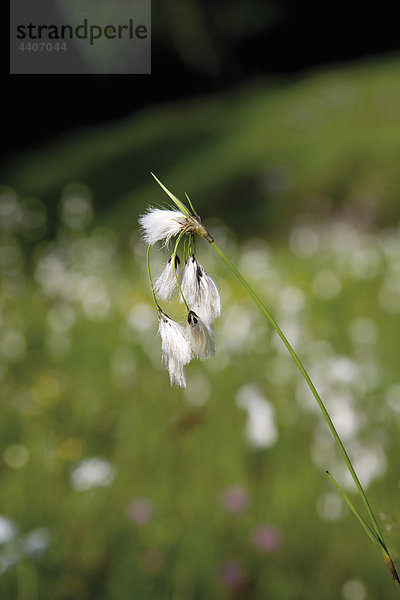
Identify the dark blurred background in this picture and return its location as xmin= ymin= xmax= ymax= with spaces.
xmin=4 ymin=0 xmax=400 ymax=158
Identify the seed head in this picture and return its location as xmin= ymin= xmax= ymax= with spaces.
xmin=139 ymin=208 xmax=213 ymax=246
xmin=181 ymin=256 xmax=221 ymax=325
xmin=158 ymin=311 xmax=191 ymax=387
xmin=154 ymin=255 xmax=181 ymax=301
xmin=139 ymin=208 xmax=188 ymax=245
xmin=187 ymin=311 xmax=215 ymax=359
xmin=140 ymin=176 xmax=219 ymax=387
xmin=167 ymin=356 xmax=188 ymax=388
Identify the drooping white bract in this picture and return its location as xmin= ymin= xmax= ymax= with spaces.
xmin=181 ymin=256 xmax=221 ymax=325
xmin=158 ymin=311 xmax=192 ymax=387
xmin=154 ymin=255 xmax=181 ymax=301
xmin=139 ymin=208 xmax=188 ymax=245
xmin=187 ymin=311 xmax=215 ymax=359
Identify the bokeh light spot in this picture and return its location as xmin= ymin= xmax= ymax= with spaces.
xmin=3 ymin=444 xmax=30 ymax=469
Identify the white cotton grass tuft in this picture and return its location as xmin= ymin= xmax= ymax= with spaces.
xmin=158 ymin=311 xmax=192 ymax=387
xmin=167 ymin=356 xmax=187 ymax=388
xmin=139 ymin=184 xmax=220 ymax=387
xmin=181 ymin=256 xmax=221 ymax=325
xmin=158 ymin=311 xmax=191 ymax=365
xmin=187 ymin=311 xmax=215 ymax=359
xmin=154 ymin=255 xmax=181 ymax=300
xmin=139 ymin=208 xmax=188 ymax=245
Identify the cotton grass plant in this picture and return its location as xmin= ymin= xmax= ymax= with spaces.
xmin=140 ymin=173 xmax=400 ymax=592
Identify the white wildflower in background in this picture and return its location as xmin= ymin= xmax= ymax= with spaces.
xmin=181 ymin=255 xmax=221 ymax=325
xmin=154 ymin=255 xmax=181 ymax=300
xmin=22 ymin=528 xmax=51 ymax=557
xmin=70 ymin=457 xmax=116 ymax=491
xmin=187 ymin=311 xmax=215 ymax=359
xmin=0 ymin=516 xmax=18 ymax=544
xmin=139 ymin=175 xmax=220 ymax=387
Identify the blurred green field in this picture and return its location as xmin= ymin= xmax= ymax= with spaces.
xmin=1 ymin=56 xmax=400 ymax=599
xmin=2 ymin=54 xmax=400 ymax=237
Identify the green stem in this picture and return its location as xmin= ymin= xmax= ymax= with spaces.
xmin=326 ymin=471 xmax=382 ymax=549
xmin=146 ymin=244 xmax=161 ymax=311
xmin=183 ymin=237 xmax=188 ymax=263
xmin=326 ymin=473 xmax=400 ymax=590
xmin=211 ymin=241 xmax=386 ymax=545
xmin=188 ymin=232 xmax=196 ymax=257
xmin=173 ymin=227 xmax=190 ymax=312
xmin=149 ymin=173 xmax=399 ymax=589
xmin=185 ymin=192 xmax=199 ymax=218
xmin=212 ymin=241 xmax=400 ymax=587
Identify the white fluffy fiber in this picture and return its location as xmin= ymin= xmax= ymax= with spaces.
xmin=158 ymin=312 xmax=191 ymax=365
xmin=154 ymin=255 xmax=181 ymax=301
xmin=167 ymin=357 xmax=187 ymax=388
xmin=158 ymin=312 xmax=191 ymax=387
xmin=139 ymin=208 xmax=187 ymax=245
xmin=187 ymin=311 xmax=215 ymax=359
xmin=181 ymin=256 xmax=221 ymax=325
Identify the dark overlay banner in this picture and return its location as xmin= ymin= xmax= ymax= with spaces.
xmin=10 ymin=0 xmax=151 ymax=74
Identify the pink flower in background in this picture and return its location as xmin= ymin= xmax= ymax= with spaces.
xmin=125 ymin=498 xmax=154 ymax=525
xmin=251 ymin=524 xmax=283 ymax=552
xmin=219 ymin=560 xmax=246 ymax=590
xmin=219 ymin=484 xmax=250 ymax=514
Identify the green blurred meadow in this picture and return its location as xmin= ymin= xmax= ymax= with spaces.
xmin=1 ymin=56 xmax=400 ymax=599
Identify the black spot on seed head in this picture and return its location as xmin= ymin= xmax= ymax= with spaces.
xmin=196 ymin=265 xmax=203 ymax=284
xmin=188 ymin=311 xmax=199 ymax=325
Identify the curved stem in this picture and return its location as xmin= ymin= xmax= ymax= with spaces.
xmin=183 ymin=237 xmax=188 ymax=264
xmin=211 ymin=241 xmax=388 ymax=547
xmin=173 ymin=227 xmax=190 ymax=312
xmin=146 ymin=244 xmax=161 ymax=311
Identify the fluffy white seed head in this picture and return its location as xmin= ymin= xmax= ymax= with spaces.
xmin=181 ymin=256 xmax=221 ymax=325
xmin=158 ymin=311 xmax=192 ymax=388
xmin=139 ymin=208 xmax=188 ymax=245
xmin=154 ymin=255 xmax=181 ymax=301
xmin=158 ymin=311 xmax=192 ymax=366
xmin=187 ymin=311 xmax=215 ymax=359
xmin=167 ymin=356 xmax=187 ymax=388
